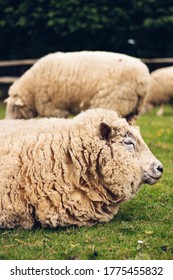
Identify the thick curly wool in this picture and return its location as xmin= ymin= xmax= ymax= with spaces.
xmin=0 ymin=109 xmax=162 ymax=229
xmin=5 ymin=51 xmax=150 ymax=120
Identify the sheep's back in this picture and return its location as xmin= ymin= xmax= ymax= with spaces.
xmin=32 ymin=51 xmax=150 ymax=110
xmin=151 ymin=66 xmax=173 ymax=99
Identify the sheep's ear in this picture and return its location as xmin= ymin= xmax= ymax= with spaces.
xmin=14 ymin=98 xmax=24 ymax=107
xmin=100 ymin=122 xmax=112 ymax=141
xmin=3 ymin=97 xmax=10 ymax=103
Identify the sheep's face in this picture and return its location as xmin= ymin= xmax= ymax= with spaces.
xmin=5 ymin=95 xmax=37 ymax=119
xmin=98 ymin=120 xmax=163 ymax=201
xmin=5 ymin=81 xmax=37 ymax=119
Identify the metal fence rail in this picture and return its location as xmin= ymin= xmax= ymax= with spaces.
xmin=0 ymin=59 xmax=37 ymax=67
xmin=141 ymin=57 xmax=173 ymax=63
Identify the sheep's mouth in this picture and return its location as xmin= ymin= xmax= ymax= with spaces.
xmin=143 ymin=173 xmax=162 ymax=185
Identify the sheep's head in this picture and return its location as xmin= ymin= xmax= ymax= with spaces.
xmin=4 ymin=96 xmax=37 ymax=119
xmin=5 ymin=82 xmax=37 ymax=119
xmin=97 ymin=113 xmax=163 ymax=202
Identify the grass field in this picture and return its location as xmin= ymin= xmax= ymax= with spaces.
xmin=0 ymin=103 xmax=172 ymax=260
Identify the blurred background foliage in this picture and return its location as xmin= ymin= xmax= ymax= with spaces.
xmin=0 ymin=0 xmax=173 ymax=59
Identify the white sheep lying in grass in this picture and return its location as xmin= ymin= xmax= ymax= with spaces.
xmin=5 ymin=51 xmax=150 ymax=121
xmin=142 ymin=66 xmax=173 ymax=116
xmin=0 ymin=108 xmax=163 ymax=229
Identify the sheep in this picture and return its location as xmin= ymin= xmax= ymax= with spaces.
xmin=0 ymin=108 xmax=163 ymax=229
xmin=142 ymin=66 xmax=173 ymax=116
xmin=5 ymin=51 xmax=151 ymax=121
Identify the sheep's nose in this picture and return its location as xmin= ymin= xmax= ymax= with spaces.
xmin=157 ymin=164 xmax=163 ymax=174
xmin=152 ymin=162 xmax=163 ymax=178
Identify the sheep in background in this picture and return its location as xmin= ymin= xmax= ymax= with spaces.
xmin=142 ymin=66 xmax=173 ymax=116
xmin=0 ymin=108 xmax=163 ymax=229
xmin=5 ymin=51 xmax=150 ymax=121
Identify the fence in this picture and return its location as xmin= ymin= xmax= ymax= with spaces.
xmin=0 ymin=59 xmax=37 ymax=85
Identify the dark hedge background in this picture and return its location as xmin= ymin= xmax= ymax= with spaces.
xmin=0 ymin=0 xmax=173 ymax=60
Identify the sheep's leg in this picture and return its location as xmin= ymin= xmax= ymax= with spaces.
xmin=0 ymin=192 xmax=34 ymax=229
xmin=40 ymin=102 xmax=70 ymax=118
xmin=44 ymin=108 xmax=70 ymax=118
xmin=156 ymin=104 xmax=164 ymax=116
xmin=0 ymin=211 xmax=34 ymax=229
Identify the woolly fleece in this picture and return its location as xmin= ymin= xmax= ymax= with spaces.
xmin=143 ymin=66 xmax=173 ymax=113
xmin=5 ymin=51 xmax=150 ymax=120
xmin=0 ymin=108 xmax=162 ymax=229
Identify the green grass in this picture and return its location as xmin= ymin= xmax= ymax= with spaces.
xmin=0 ymin=104 xmax=173 ymax=260
xmin=0 ymin=102 xmax=6 ymax=118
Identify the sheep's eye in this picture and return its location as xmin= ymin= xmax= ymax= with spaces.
xmin=123 ymin=137 xmax=136 ymax=150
